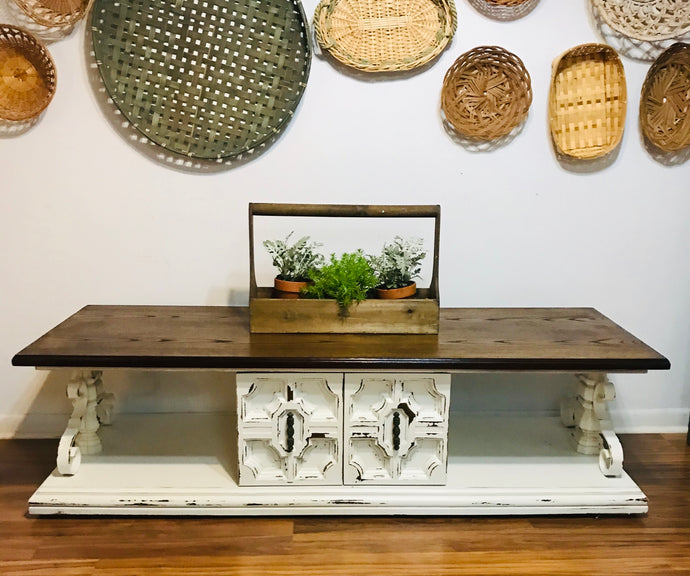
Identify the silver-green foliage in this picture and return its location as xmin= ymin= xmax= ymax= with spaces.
xmin=263 ymin=232 xmax=324 ymax=282
xmin=370 ymin=236 xmax=426 ymax=289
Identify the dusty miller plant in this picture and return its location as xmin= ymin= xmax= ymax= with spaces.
xmin=263 ymin=232 xmax=324 ymax=282
xmin=303 ymin=250 xmax=378 ymax=316
xmin=369 ymin=236 xmax=426 ymax=289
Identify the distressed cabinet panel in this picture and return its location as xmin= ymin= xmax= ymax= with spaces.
xmin=344 ymin=373 xmax=451 ymax=485
xmin=237 ymin=373 xmax=343 ymax=486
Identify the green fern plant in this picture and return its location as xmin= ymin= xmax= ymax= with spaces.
xmin=369 ymin=236 xmax=426 ymax=289
xmin=263 ymin=232 xmax=324 ymax=282
xmin=303 ymin=250 xmax=378 ymax=316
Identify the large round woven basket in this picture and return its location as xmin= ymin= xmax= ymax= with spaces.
xmin=591 ymin=0 xmax=690 ymax=42
xmin=10 ymin=0 xmax=91 ymax=27
xmin=549 ymin=44 xmax=627 ymax=160
xmin=441 ymin=46 xmax=532 ymax=141
xmin=640 ymin=43 xmax=690 ymax=152
xmin=314 ymin=0 xmax=457 ymax=73
xmin=0 ymin=25 xmax=56 ymax=122
xmin=92 ymin=0 xmax=311 ymax=160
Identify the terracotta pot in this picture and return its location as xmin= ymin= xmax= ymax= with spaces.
xmin=376 ymin=281 xmax=417 ymax=299
xmin=273 ymin=277 xmax=309 ymax=298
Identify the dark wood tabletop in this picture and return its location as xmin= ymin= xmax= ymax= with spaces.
xmin=12 ymin=305 xmax=670 ymax=372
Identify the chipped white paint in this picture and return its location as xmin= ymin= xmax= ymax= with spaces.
xmin=561 ymin=373 xmax=623 ymax=477
xmin=237 ymin=373 xmax=342 ymax=485
xmin=29 ymin=413 xmax=648 ymax=516
xmin=344 ymin=374 xmax=450 ymax=485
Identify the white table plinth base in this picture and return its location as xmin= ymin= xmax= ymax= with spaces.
xmin=29 ymin=413 xmax=647 ymax=516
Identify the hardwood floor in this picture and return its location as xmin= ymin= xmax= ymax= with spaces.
xmin=1 ymin=434 xmax=689 ymax=575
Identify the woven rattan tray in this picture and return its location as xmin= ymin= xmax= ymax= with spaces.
xmin=0 ymin=24 xmax=56 ymax=122
xmin=11 ymin=0 xmax=91 ymax=27
xmin=91 ymin=0 xmax=311 ymax=159
xmin=549 ymin=44 xmax=627 ymax=160
xmin=314 ymin=0 xmax=457 ymax=72
xmin=441 ymin=46 xmax=532 ymax=141
xmin=640 ymin=43 xmax=690 ymax=152
xmin=591 ymin=0 xmax=690 ymax=42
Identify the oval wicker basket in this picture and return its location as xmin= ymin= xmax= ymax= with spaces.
xmin=640 ymin=43 xmax=690 ymax=152
xmin=591 ymin=0 xmax=690 ymax=42
xmin=314 ymin=0 xmax=457 ymax=73
xmin=441 ymin=45 xmax=532 ymax=141
xmin=10 ymin=0 xmax=92 ymax=27
xmin=0 ymin=25 xmax=56 ymax=122
xmin=549 ymin=44 xmax=627 ymax=160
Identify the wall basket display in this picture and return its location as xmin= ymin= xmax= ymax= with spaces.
xmin=467 ymin=0 xmax=540 ymax=21
xmin=590 ymin=0 xmax=690 ymax=42
xmin=249 ymin=203 xmax=441 ymax=334
xmin=10 ymin=0 xmax=91 ymax=27
xmin=549 ymin=43 xmax=627 ymax=160
xmin=0 ymin=24 xmax=56 ymax=122
xmin=639 ymin=42 xmax=690 ymax=152
xmin=91 ymin=0 xmax=311 ymax=160
xmin=313 ymin=0 xmax=457 ymax=72
xmin=440 ymin=45 xmax=532 ymax=141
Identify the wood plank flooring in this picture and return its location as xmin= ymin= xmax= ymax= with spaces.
xmin=1 ymin=434 xmax=689 ymax=575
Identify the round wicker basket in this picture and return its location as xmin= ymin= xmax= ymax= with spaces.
xmin=10 ymin=0 xmax=91 ymax=28
xmin=591 ymin=0 xmax=690 ymax=42
xmin=467 ymin=0 xmax=539 ymax=20
xmin=640 ymin=43 xmax=690 ymax=152
xmin=92 ymin=0 xmax=311 ymax=160
xmin=0 ymin=25 xmax=56 ymax=122
xmin=314 ymin=0 xmax=457 ymax=73
xmin=549 ymin=44 xmax=627 ymax=160
xmin=441 ymin=46 xmax=532 ymax=141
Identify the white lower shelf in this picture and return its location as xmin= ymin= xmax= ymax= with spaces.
xmin=29 ymin=413 xmax=647 ymax=516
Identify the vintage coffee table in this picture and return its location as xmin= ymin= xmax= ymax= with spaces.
xmin=12 ymin=305 xmax=669 ymax=515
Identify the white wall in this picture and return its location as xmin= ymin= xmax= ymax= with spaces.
xmin=1 ymin=0 xmax=688 ymax=437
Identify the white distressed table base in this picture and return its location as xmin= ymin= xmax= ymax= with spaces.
xmin=30 ymin=413 xmax=647 ymax=516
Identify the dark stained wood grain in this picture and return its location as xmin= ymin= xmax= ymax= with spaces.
xmin=1 ymin=434 xmax=689 ymax=575
xmin=12 ymin=305 xmax=669 ymax=371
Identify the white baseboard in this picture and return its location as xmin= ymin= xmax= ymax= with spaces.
xmin=2 ymin=408 xmax=688 ymax=439
xmin=0 ymin=414 xmax=69 ymax=439
xmin=610 ymin=408 xmax=690 ymax=434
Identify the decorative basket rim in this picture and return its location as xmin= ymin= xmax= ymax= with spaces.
xmin=549 ymin=43 xmax=627 ymax=160
xmin=483 ymin=0 xmax=535 ymax=5
xmin=0 ymin=24 xmax=57 ymax=122
xmin=441 ymin=45 xmax=532 ymax=141
xmin=639 ymin=42 xmax=690 ymax=151
xmin=314 ymin=0 xmax=457 ymax=73
xmin=591 ymin=0 xmax=690 ymax=42
xmin=91 ymin=0 xmax=312 ymax=160
xmin=11 ymin=0 xmax=92 ymax=28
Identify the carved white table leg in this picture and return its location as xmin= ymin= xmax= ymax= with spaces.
xmin=56 ymin=370 xmax=114 ymax=476
xmin=561 ymin=373 xmax=623 ymax=477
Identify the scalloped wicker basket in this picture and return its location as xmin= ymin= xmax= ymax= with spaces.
xmin=591 ymin=0 xmax=690 ymax=42
xmin=441 ymin=45 xmax=532 ymax=141
xmin=0 ymin=25 xmax=56 ymax=122
xmin=549 ymin=44 xmax=627 ymax=160
xmin=10 ymin=0 xmax=91 ymax=27
xmin=640 ymin=43 xmax=690 ymax=152
xmin=314 ymin=0 xmax=457 ymax=72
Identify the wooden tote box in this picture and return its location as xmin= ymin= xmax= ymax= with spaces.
xmin=248 ymin=203 xmax=441 ymax=334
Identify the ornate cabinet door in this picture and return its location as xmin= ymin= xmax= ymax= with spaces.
xmin=237 ymin=373 xmax=343 ymax=485
xmin=344 ymin=373 xmax=451 ymax=485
